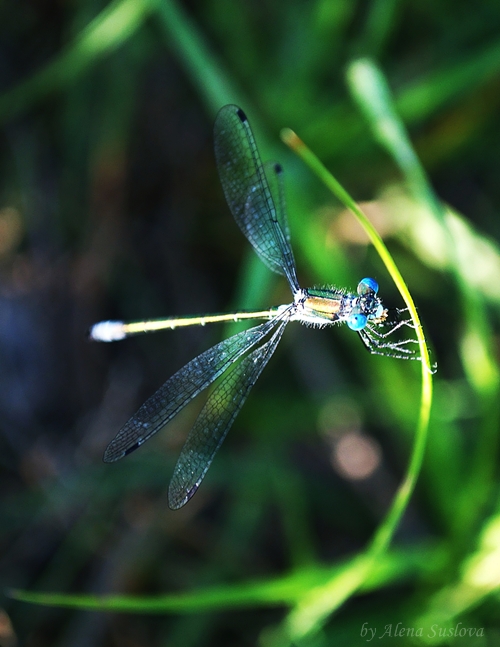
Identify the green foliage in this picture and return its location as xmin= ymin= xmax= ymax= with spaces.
xmin=2 ymin=1 xmax=500 ymax=645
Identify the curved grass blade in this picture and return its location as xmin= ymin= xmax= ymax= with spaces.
xmin=280 ymin=121 xmax=434 ymax=642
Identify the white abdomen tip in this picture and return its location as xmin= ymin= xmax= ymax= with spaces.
xmin=88 ymin=320 xmax=126 ymax=342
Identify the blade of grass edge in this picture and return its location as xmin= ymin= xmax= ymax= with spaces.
xmin=347 ymin=58 xmax=500 ymax=544
xmin=0 ymin=0 xmax=155 ymax=123
xmin=274 ymin=127 xmax=433 ymax=644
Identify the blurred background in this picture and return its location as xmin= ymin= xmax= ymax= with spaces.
xmin=2 ymin=0 xmax=500 ymax=645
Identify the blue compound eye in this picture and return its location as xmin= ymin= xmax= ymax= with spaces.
xmin=357 ymin=277 xmax=379 ymax=295
xmin=347 ymin=313 xmax=368 ymax=331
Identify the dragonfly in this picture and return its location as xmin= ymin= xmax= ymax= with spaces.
xmin=89 ymin=104 xmax=420 ymax=510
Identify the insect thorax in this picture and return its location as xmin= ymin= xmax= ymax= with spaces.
xmin=292 ymin=286 xmax=386 ymax=328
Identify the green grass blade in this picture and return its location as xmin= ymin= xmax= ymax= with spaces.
xmin=0 ymin=0 xmax=155 ymax=123
xmin=154 ymin=0 xmax=247 ymax=114
xmin=278 ymin=123 xmax=434 ymax=642
xmin=281 ymin=127 xmax=433 ymax=377
xmin=7 ymin=543 xmax=444 ymax=613
xmin=347 ymin=58 xmax=500 ymax=541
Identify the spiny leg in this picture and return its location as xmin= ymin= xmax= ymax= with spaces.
xmin=359 ymin=327 xmax=421 ymax=360
xmin=372 ymin=316 xmax=417 ymax=336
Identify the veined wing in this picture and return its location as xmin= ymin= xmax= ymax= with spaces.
xmin=264 ymin=160 xmax=291 ymax=244
xmin=103 ymin=317 xmax=282 ymax=462
xmin=214 ymin=105 xmax=299 ymax=293
xmin=168 ymin=317 xmax=288 ymax=509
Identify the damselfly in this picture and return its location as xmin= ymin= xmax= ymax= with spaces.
xmin=89 ymin=105 xmax=419 ymax=509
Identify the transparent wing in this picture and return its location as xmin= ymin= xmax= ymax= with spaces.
xmin=103 ymin=317 xmax=281 ymax=462
xmin=168 ymin=318 xmax=288 ymax=509
xmin=214 ymin=105 xmax=299 ymax=293
xmin=264 ymin=160 xmax=291 ymax=243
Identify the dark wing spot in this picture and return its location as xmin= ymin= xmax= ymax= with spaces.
xmin=236 ymin=108 xmax=247 ymax=122
xmin=124 ymin=442 xmax=141 ymax=457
